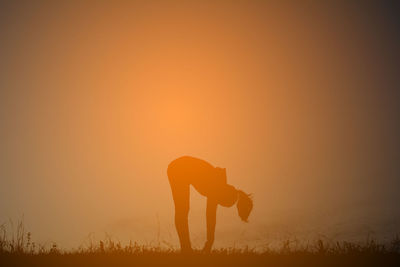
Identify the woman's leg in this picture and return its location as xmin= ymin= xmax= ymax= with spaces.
xmin=168 ymin=176 xmax=191 ymax=252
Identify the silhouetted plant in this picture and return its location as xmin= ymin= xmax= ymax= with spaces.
xmin=0 ymin=220 xmax=399 ymax=257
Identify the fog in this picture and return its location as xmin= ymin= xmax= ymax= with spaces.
xmin=1 ymin=1 xmax=399 ymax=249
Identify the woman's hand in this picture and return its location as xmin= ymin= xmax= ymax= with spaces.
xmin=202 ymin=240 xmax=213 ymax=253
xmin=204 ymin=199 xmax=217 ymax=253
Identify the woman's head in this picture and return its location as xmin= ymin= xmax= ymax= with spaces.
xmin=217 ymin=185 xmax=238 ymax=207
xmin=236 ymin=190 xmax=253 ymax=222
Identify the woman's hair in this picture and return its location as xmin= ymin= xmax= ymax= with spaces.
xmin=236 ymin=190 xmax=253 ymax=222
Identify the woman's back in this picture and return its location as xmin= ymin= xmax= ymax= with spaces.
xmin=167 ymin=156 xmax=226 ymax=197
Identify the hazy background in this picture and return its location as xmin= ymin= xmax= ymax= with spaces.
xmin=1 ymin=1 xmax=399 ymax=249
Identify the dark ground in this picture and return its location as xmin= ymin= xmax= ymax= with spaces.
xmin=2 ymin=253 xmax=400 ymax=267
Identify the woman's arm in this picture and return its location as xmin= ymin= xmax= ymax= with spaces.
xmin=203 ymin=198 xmax=218 ymax=252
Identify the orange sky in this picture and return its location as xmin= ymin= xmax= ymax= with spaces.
xmin=1 ymin=1 xmax=399 ymax=249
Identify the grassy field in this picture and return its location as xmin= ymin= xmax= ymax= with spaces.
xmin=1 ymin=221 xmax=400 ymax=266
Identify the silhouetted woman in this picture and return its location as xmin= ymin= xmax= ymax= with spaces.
xmin=167 ymin=156 xmax=253 ymax=253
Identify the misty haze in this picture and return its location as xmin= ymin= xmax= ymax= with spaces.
xmin=1 ymin=1 xmax=400 ymax=266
